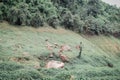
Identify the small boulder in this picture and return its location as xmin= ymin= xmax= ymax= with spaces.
xmin=45 ymin=60 xmax=64 ymax=69
xmin=59 ymin=53 xmax=69 ymax=62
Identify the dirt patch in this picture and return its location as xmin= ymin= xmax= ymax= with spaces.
xmin=9 ymin=56 xmax=40 ymax=69
xmin=9 ymin=57 xmax=30 ymax=63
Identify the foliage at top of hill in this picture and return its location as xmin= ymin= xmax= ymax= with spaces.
xmin=0 ymin=0 xmax=120 ymax=37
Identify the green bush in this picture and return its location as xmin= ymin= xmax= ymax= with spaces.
xmin=72 ymin=15 xmax=85 ymax=32
xmin=0 ymin=3 xmax=3 ymax=21
xmin=0 ymin=62 xmax=45 ymax=80
xmin=0 ymin=3 xmax=8 ymax=21
xmin=83 ymin=16 xmax=109 ymax=35
xmin=55 ymin=72 xmax=71 ymax=80
xmin=47 ymin=16 xmax=59 ymax=29
xmin=0 ymin=10 xmax=3 ymax=21
xmin=0 ymin=69 xmax=44 ymax=80
xmin=7 ymin=3 xmax=29 ymax=25
xmin=30 ymin=13 xmax=44 ymax=27
xmin=36 ymin=0 xmax=58 ymax=21
xmin=0 ymin=62 xmax=24 ymax=71
xmin=61 ymin=9 xmax=74 ymax=30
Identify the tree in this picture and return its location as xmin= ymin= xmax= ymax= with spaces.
xmin=87 ymin=0 xmax=102 ymax=17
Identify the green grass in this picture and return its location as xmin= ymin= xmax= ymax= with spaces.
xmin=0 ymin=22 xmax=120 ymax=80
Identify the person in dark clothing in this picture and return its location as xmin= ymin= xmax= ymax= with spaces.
xmin=77 ymin=42 xmax=83 ymax=59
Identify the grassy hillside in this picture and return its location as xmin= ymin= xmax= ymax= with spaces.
xmin=0 ymin=22 xmax=120 ymax=80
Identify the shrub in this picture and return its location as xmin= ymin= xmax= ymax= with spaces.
xmin=0 ymin=69 xmax=44 ymax=80
xmin=0 ymin=3 xmax=8 ymax=20
xmin=0 ymin=10 xmax=3 ymax=21
xmin=55 ymin=72 xmax=71 ymax=80
xmin=30 ymin=13 xmax=44 ymax=27
xmin=7 ymin=3 xmax=29 ymax=25
xmin=0 ymin=3 xmax=3 ymax=21
xmin=8 ymin=7 xmax=19 ymax=24
xmin=61 ymin=9 xmax=74 ymax=30
xmin=83 ymin=16 xmax=107 ymax=35
xmin=0 ymin=62 xmax=24 ymax=71
xmin=36 ymin=0 xmax=58 ymax=21
xmin=0 ymin=62 xmax=45 ymax=80
xmin=72 ymin=15 xmax=85 ymax=32
xmin=47 ymin=15 xmax=59 ymax=29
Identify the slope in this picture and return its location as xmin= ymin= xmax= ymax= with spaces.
xmin=0 ymin=22 xmax=120 ymax=80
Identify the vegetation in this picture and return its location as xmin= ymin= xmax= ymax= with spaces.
xmin=0 ymin=0 xmax=120 ymax=79
xmin=0 ymin=0 xmax=120 ymax=37
xmin=0 ymin=23 xmax=120 ymax=80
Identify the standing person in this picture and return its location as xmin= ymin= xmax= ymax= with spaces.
xmin=77 ymin=42 xmax=83 ymax=59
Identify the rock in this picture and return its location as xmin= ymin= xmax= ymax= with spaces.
xmin=45 ymin=60 xmax=64 ymax=69
xmin=60 ymin=45 xmax=72 ymax=51
xmin=59 ymin=53 xmax=69 ymax=62
xmin=107 ymin=62 xmax=113 ymax=68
